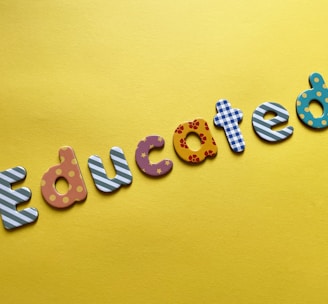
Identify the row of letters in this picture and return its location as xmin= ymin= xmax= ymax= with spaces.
xmin=1 ymin=72 xmax=327 ymax=230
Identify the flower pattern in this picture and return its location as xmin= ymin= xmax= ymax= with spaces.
xmin=173 ymin=118 xmax=218 ymax=163
xmin=204 ymin=150 xmax=215 ymax=157
xmin=175 ymin=125 xmax=184 ymax=134
xmin=199 ymin=133 xmax=207 ymax=144
xmin=180 ymin=138 xmax=188 ymax=149
xmin=188 ymin=154 xmax=200 ymax=163
xmin=188 ymin=120 xmax=200 ymax=130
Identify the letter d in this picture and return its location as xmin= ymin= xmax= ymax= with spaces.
xmin=41 ymin=146 xmax=87 ymax=208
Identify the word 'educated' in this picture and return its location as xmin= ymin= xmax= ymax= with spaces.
xmin=1 ymin=72 xmax=327 ymax=230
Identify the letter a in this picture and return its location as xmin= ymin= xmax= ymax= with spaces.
xmin=173 ymin=118 xmax=217 ymax=163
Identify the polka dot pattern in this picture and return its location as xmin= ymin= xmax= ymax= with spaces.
xmin=41 ymin=146 xmax=87 ymax=208
xmin=296 ymin=72 xmax=328 ymax=128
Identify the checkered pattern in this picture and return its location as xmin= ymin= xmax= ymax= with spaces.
xmin=213 ymin=99 xmax=245 ymax=152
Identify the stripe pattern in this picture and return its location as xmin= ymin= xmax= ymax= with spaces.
xmin=0 ymin=166 xmax=38 ymax=230
xmin=88 ymin=147 xmax=133 ymax=193
xmin=252 ymin=102 xmax=294 ymax=142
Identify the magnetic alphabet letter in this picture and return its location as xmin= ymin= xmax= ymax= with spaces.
xmin=88 ymin=147 xmax=133 ymax=192
xmin=252 ymin=102 xmax=294 ymax=142
xmin=213 ymin=99 xmax=245 ymax=152
xmin=135 ymin=135 xmax=173 ymax=177
xmin=41 ymin=146 xmax=87 ymax=208
xmin=173 ymin=118 xmax=217 ymax=163
xmin=0 ymin=166 xmax=38 ymax=230
xmin=296 ymin=72 xmax=328 ymax=128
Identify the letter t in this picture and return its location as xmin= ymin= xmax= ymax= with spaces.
xmin=213 ymin=99 xmax=245 ymax=152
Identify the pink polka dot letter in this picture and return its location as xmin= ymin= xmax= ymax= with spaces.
xmin=41 ymin=146 xmax=88 ymax=209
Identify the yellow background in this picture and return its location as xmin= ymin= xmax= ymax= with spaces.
xmin=1 ymin=1 xmax=328 ymax=303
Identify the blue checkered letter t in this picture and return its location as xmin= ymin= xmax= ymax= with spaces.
xmin=213 ymin=99 xmax=245 ymax=153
